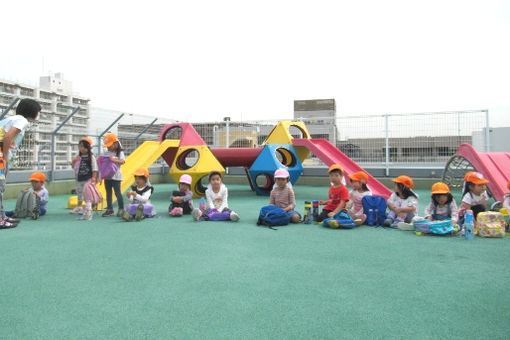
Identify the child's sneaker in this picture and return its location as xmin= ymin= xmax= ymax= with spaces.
xmin=121 ymin=210 xmax=133 ymax=222
xmin=170 ymin=207 xmax=183 ymax=217
xmin=230 ymin=211 xmax=240 ymax=222
xmin=191 ymin=208 xmax=202 ymax=221
xmin=135 ymin=204 xmax=144 ymax=221
xmin=102 ymin=210 xmax=115 ymax=217
xmin=354 ymin=218 xmax=363 ymax=225
xmin=383 ymin=218 xmax=393 ymax=227
xmin=5 ymin=217 xmax=20 ymax=225
xmin=0 ymin=219 xmax=17 ymax=229
xmin=397 ymin=222 xmax=414 ymax=231
xmin=327 ymin=219 xmax=341 ymax=229
xmin=81 ymin=209 xmax=93 ymax=221
xmin=70 ymin=206 xmax=83 ymax=215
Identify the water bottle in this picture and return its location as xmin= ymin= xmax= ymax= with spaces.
xmin=303 ymin=201 xmax=312 ymax=224
xmin=312 ymin=200 xmax=320 ymax=222
xmin=464 ymin=210 xmax=474 ymax=240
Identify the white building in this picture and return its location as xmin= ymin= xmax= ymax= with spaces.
xmin=293 ymin=99 xmax=337 ymax=144
xmin=0 ymin=74 xmax=90 ymax=169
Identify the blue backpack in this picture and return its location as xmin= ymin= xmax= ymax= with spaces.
xmin=362 ymin=195 xmax=388 ymax=226
xmin=257 ymin=205 xmax=290 ymax=229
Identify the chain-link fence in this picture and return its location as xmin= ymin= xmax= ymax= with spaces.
xmin=177 ymin=110 xmax=489 ymax=173
xmin=9 ymin=105 xmax=489 ymax=179
xmin=10 ymin=107 xmax=175 ymax=172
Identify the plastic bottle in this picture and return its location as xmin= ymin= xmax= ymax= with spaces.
xmin=303 ymin=201 xmax=312 ymax=224
xmin=464 ymin=209 xmax=474 ymax=240
xmin=312 ymin=200 xmax=319 ymax=222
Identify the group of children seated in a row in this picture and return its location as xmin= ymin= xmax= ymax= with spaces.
xmin=3 ymin=132 xmax=509 ymax=229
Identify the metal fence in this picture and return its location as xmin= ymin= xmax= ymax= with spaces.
xmin=10 ymin=106 xmax=489 ymax=179
xmin=181 ymin=110 xmax=489 ymax=174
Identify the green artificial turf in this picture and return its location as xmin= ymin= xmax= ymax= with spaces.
xmin=1 ymin=184 xmax=509 ymax=339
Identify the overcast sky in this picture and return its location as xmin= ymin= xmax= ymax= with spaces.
xmin=1 ymin=0 xmax=509 ymax=126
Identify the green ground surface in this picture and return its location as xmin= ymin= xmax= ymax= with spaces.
xmin=1 ymin=184 xmax=509 ymax=339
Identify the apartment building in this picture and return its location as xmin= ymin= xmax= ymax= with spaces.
xmin=0 ymin=73 xmax=90 ymax=169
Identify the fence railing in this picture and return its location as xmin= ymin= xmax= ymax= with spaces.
xmin=10 ymin=107 xmax=489 ymax=180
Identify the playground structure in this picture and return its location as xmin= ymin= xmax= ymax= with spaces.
xmin=443 ymin=143 xmax=510 ymax=202
xmin=82 ymin=121 xmax=509 ymax=210
xmin=94 ymin=120 xmax=393 ymax=207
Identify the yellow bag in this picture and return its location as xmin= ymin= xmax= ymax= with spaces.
xmin=67 ymin=195 xmax=79 ymax=209
xmin=475 ymin=212 xmax=506 ymax=238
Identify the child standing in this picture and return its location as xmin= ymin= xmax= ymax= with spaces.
xmin=121 ymin=168 xmax=156 ymax=221
xmin=459 ymin=171 xmax=489 ymax=221
xmin=5 ymin=172 xmax=49 ymax=224
xmin=0 ymin=98 xmax=40 ymax=228
xmin=269 ymin=168 xmax=300 ymax=223
xmin=169 ymin=174 xmax=194 ymax=216
xmin=317 ymin=164 xmax=350 ymax=223
xmin=71 ymin=136 xmax=98 ymax=219
xmin=347 ymin=171 xmax=372 ymax=225
xmin=424 ymin=182 xmax=458 ymax=224
xmin=192 ymin=171 xmax=239 ymax=221
xmin=102 ymin=132 xmax=125 ymax=217
xmin=384 ymin=175 xmax=418 ymax=228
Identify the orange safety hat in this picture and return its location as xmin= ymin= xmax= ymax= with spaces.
xmin=328 ymin=164 xmax=343 ymax=173
xmin=133 ymin=168 xmax=150 ymax=178
xmin=392 ymin=175 xmax=414 ymax=189
xmin=103 ymin=132 xmax=119 ymax=148
xmin=464 ymin=171 xmax=489 ymax=185
xmin=29 ymin=172 xmax=46 ymax=183
xmin=349 ymin=171 xmax=369 ymax=184
xmin=80 ymin=136 xmax=94 ymax=146
xmin=431 ymin=182 xmax=450 ymax=194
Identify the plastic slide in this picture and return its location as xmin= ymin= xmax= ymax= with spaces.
xmin=456 ymin=143 xmax=510 ymax=202
xmin=98 ymin=139 xmax=179 ymax=208
xmin=292 ymin=138 xmax=392 ymax=198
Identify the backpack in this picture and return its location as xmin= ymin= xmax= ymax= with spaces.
xmin=83 ymin=180 xmax=103 ymax=205
xmin=323 ymin=210 xmax=357 ymax=229
xmin=96 ymin=155 xmax=119 ymax=180
xmin=362 ymin=195 xmax=387 ymax=226
xmin=257 ymin=205 xmax=290 ymax=229
xmin=475 ymin=212 xmax=506 ymax=238
xmin=414 ymin=219 xmax=455 ymax=235
xmin=14 ymin=190 xmax=41 ymax=219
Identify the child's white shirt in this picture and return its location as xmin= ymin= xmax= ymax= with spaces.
xmin=206 ymin=183 xmax=228 ymax=211
xmin=129 ymin=185 xmax=152 ymax=204
xmin=387 ymin=192 xmax=418 ymax=210
xmin=461 ymin=191 xmax=489 ymax=206
xmin=424 ymin=200 xmax=458 ymax=221
xmin=503 ymin=194 xmax=510 ymax=211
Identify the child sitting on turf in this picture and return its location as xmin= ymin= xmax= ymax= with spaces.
xmin=122 ymin=168 xmax=155 ymax=221
xmin=192 ymin=171 xmax=240 ymax=222
xmin=458 ymin=171 xmax=489 ymax=224
xmin=269 ymin=168 xmax=301 ymax=223
xmin=424 ymin=182 xmax=458 ymax=224
xmin=503 ymin=180 xmax=510 ymax=212
xmin=317 ymin=164 xmax=349 ymax=222
xmin=169 ymin=174 xmax=194 ymax=217
xmin=346 ymin=171 xmax=371 ymax=225
xmin=6 ymin=171 xmax=49 ymax=223
xmin=384 ymin=175 xmax=418 ymax=228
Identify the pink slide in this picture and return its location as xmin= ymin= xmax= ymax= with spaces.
xmin=456 ymin=143 xmax=510 ymax=202
xmin=293 ymin=138 xmax=392 ymax=198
